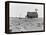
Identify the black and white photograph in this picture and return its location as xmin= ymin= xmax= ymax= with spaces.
xmin=5 ymin=1 xmax=45 ymax=33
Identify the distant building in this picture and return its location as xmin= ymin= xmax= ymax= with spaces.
xmin=26 ymin=12 xmax=38 ymax=18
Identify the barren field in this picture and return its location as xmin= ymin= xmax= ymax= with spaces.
xmin=9 ymin=17 xmax=44 ymax=32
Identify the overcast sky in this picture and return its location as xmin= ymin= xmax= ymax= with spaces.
xmin=9 ymin=3 xmax=43 ymax=18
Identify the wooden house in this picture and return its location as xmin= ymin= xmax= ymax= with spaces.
xmin=26 ymin=12 xmax=38 ymax=18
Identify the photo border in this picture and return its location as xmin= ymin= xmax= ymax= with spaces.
xmin=5 ymin=1 xmax=45 ymax=34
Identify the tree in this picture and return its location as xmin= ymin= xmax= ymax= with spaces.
xmin=35 ymin=9 xmax=38 ymax=12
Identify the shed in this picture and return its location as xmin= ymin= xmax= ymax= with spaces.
xmin=26 ymin=12 xmax=38 ymax=18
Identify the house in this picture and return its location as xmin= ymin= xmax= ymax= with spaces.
xmin=26 ymin=12 xmax=38 ymax=18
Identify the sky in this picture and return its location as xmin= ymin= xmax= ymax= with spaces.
xmin=9 ymin=3 xmax=44 ymax=18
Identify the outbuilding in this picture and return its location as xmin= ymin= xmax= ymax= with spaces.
xmin=26 ymin=12 xmax=38 ymax=18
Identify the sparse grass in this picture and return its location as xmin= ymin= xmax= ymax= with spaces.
xmin=9 ymin=17 xmax=43 ymax=32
